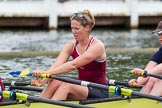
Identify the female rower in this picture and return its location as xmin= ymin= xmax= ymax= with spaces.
xmin=128 ymin=21 xmax=162 ymax=96
xmin=32 ymin=10 xmax=109 ymax=100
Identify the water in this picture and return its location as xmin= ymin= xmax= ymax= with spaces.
xmin=0 ymin=28 xmax=159 ymax=82
xmin=0 ymin=53 xmax=151 ymax=82
xmin=0 ymin=28 xmax=159 ymax=52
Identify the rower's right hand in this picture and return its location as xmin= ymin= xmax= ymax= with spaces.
xmin=32 ymin=70 xmax=47 ymax=77
xmin=131 ymin=68 xmax=144 ymax=76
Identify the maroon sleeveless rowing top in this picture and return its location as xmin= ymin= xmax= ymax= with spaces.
xmin=72 ymin=37 xmax=108 ymax=84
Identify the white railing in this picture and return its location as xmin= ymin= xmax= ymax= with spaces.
xmin=0 ymin=0 xmax=44 ymax=1
xmin=0 ymin=0 xmax=162 ymax=29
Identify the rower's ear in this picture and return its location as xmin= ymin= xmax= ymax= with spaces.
xmin=85 ymin=25 xmax=91 ymax=32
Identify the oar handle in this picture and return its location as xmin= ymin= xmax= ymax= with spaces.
xmin=131 ymin=69 xmax=162 ymax=79
xmin=39 ymin=73 xmax=51 ymax=78
xmin=131 ymin=70 xmax=145 ymax=77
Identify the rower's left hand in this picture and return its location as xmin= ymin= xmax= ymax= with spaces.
xmin=128 ymin=79 xmax=137 ymax=87
xmin=31 ymin=80 xmax=42 ymax=86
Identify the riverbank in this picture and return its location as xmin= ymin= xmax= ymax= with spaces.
xmin=0 ymin=48 xmax=158 ymax=59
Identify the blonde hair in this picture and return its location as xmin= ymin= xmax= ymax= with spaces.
xmin=70 ymin=10 xmax=95 ymax=31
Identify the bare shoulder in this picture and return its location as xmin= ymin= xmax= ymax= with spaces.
xmin=64 ymin=39 xmax=75 ymax=47
xmin=60 ymin=39 xmax=76 ymax=55
xmin=92 ymin=38 xmax=105 ymax=48
xmin=87 ymin=38 xmax=106 ymax=60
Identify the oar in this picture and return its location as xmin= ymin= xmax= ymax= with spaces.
xmin=9 ymin=70 xmax=143 ymax=88
xmin=9 ymin=70 xmax=162 ymax=101
xmin=4 ymin=78 xmax=141 ymax=88
xmin=9 ymin=70 xmax=32 ymax=77
xmin=0 ymin=91 xmax=93 ymax=108
xmin=4 ymin=81 xmax=31 ymax=86
xmin=4 ymin=80 xmax=141 ymax=93
xmin=3 ymin=80 xmax=43 ymax=92
xmin=3 ymin=80 xmax=41 ymax=87
xmin=0 ymin=99 xmax=23 ymax=106
xmin=108 ymin=79 xmax=143 ymax=88
xmin=9 ymin=86 xmax=43 ymax=92
xmin=131 ymin=70 xmax=162 ymax=79
xmin=39 ymin=75 xmax=162 ymax=102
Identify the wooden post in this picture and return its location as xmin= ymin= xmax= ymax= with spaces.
xmin=126 ymin=0 xmax=139 ymax=28
xmin=45 ymin=0 xmax=58 ymax=29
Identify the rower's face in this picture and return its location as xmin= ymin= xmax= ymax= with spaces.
xmin=152 ymin=31 xmax=162 ymax=45
xmin=71 ymin=20 xmax=89 ymax=41
xmin=157 ymin=34 xmax=162 ymax=45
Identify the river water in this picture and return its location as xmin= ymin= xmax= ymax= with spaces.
xmin=0 ymin=28 xmax=159 ymax=52
xmin=0 ymin=27 xmax=160 ymax=82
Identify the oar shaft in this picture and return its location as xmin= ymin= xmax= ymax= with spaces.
xmin=51 ymin=76 xmax=108 ymax=90
xmin=113 ymin=80 xmax=143 ymax=88
xmin=114 ymin=80 xmax=128 ymax=86
xmin=51 ymin=76 xmax=162 ymax=102
xmin=4 ymin=81 xmax=31 ymax=86
xmin=132 ymin=91 xmax=162 ymax=101
xmin=146 ymin=73 xmax=162 ymax=79
xmin=80 ymin=97 xmax=123 ymax=105
xmin=109 ymin=79 xmax=128 ymax=86
xmin=0 ymin=91 xmax=93 ymax=108
xmin=27 ymin=96 xmax=93 ymax=108
xmin=9 ymin=86 xmax=43 ymax=92
xmin=8 ymin=71 xmax=162 ymax=102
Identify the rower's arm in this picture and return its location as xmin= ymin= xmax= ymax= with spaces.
xmin=49 ymin=40 xmax=105 ymax=75
xmin=41 ymin=40 xmax=74 ymax=82
xmin=49 ymin=40 xmax=74 ymax=70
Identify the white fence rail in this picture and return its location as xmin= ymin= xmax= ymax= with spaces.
xmin=0 ymin=0 xmax=162 ymax=29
